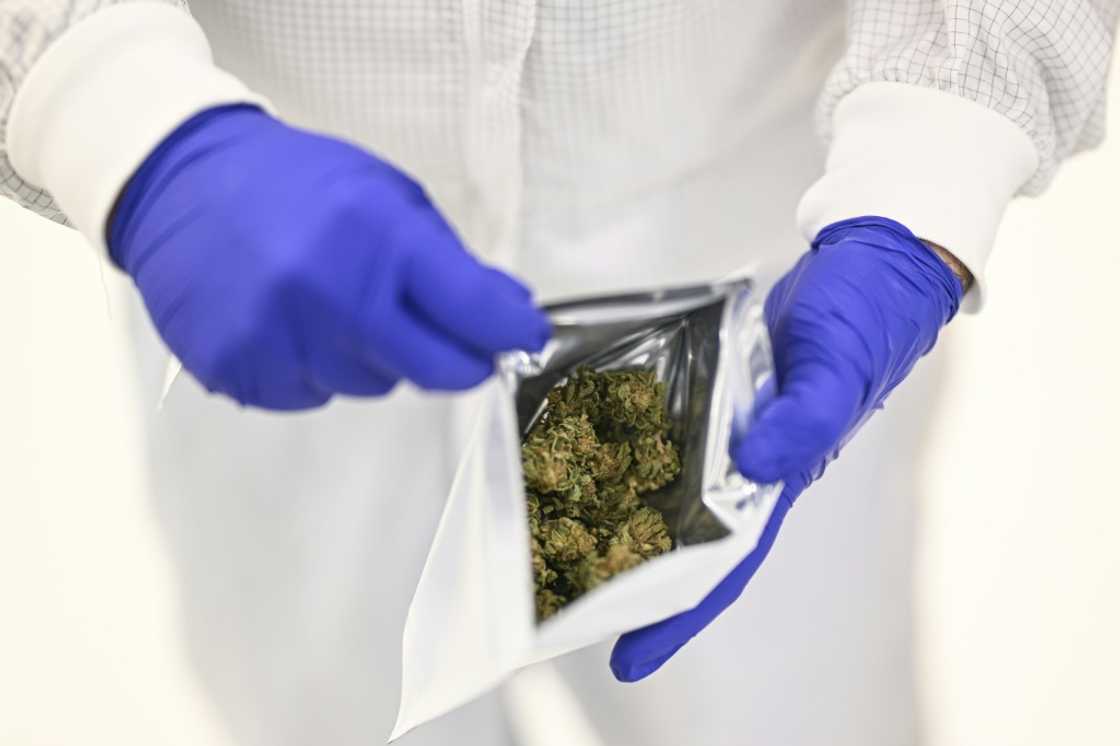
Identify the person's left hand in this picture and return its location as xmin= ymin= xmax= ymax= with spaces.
xmin=610 ymin=216 xmax=966 ymax=682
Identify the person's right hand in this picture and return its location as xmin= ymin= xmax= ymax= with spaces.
xmin=109 ymin=105 xmax=550 ymax=409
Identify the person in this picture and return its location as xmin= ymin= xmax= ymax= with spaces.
xmin=4 ymin=2 xmax=1117 ymax=744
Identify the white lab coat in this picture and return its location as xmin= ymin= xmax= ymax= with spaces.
xmin=5 ymin=2 xmax=1116 ymax=745
xmin=123 ymin=4 xmax=913 ymax=744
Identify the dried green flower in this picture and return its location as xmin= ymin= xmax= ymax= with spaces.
xmin=625 ymin=432 xmax=681 ymax=493
xmin=616 ymin=506 xmax=673 ymax=558
xmin=524 ymin=367 xmax=679 ymax=620
xmin=545 ymin=368 xmax=604 ymax=422
xmin=538 ymin=517 xmax=598 ymax=564
xmin=535 ymin=588 xmax=567 ymax=621
xmin=521 ymin=413 xmax=600 ymax=495
xmin=600 ymin=370 xmax=668 ymax=433
xmin=592 ymin=440 xmax=632 ymax=482
xmin=569 ymin=544 xmax=644 ymax=593
xmin=526 ymin=492 xmax=542 ymax=535
xmin=530 ymin=536 xmax=557 ymax=587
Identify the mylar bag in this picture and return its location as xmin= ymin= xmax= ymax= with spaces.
xmin=391 ymin=277 xmax=780 ymax=740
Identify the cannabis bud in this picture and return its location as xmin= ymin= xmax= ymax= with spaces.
xmin=523 ymin=368 xmax=679 ymax=620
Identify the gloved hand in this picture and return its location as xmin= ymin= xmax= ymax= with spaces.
xmin=109 ymin=104 xmax=550 ymax=409
xmin=610 ymin=216 xmax=965 ymax=681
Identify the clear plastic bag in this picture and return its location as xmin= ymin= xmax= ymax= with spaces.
xmin=391 ymin=278 xmax=780 ymax=740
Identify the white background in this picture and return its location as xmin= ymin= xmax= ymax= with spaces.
xmin=3 ymin=75 xmax=1119 ymax=746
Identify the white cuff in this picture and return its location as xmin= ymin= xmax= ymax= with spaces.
xmin=7 ymin=2 xmax=271 ymax=255
xmin=796 ymin=82 xmax=1038 ymax=311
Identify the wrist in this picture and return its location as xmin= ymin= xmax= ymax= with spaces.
xmin=920 ymin=239 xmax=974 ymax=294
xmin=796 ymin=83 xmax=1037 ymax=312
xmin=7 ymin=3 xmax=270 ymax=257
xmin=109 ymin=104 xmax=271 ymax=269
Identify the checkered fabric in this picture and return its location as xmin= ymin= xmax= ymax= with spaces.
xmin=1 ymin=1 xmax=186 ymax=223
xmin=3 ymin=1 xmax=1117 ymax=223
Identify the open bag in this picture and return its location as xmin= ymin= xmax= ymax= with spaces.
xmin=391 ymin=278 xmax=781 ymax=740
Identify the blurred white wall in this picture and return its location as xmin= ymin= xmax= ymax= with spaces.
xmin=915 ymin=64 xmax=1120 ymax=743
xmin=3 ymin=66 xmax=1119 ymax=746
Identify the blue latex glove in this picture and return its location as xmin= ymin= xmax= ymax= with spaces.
xmin=611 ymin=216 xmax=965 ymax=681
xmin=109 ymin=105 xmax=550 ymax=409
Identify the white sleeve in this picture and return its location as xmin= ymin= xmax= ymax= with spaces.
xmin=797 ymin=1 xmax=1120 ymax=310
xmin=1 ymin=1 xmax=267 ymax=253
